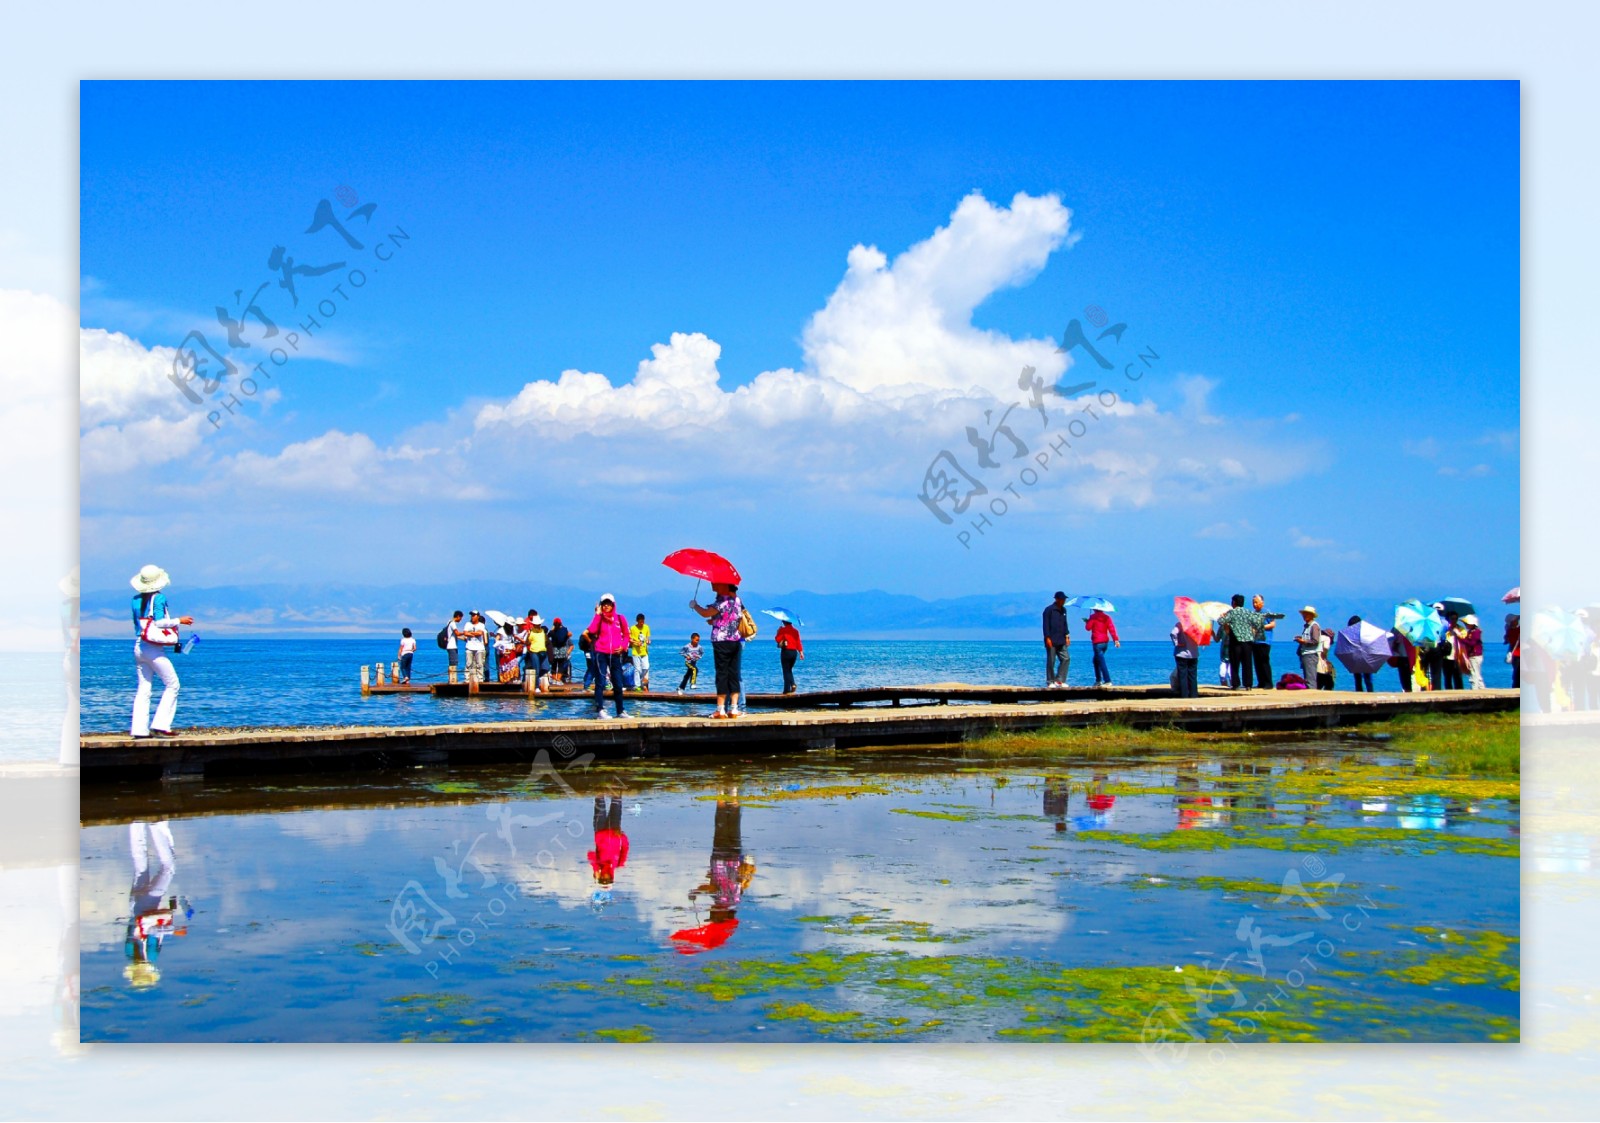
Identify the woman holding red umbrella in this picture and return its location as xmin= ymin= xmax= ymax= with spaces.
xmin=692 ymin=582 xmax=749 ymax=719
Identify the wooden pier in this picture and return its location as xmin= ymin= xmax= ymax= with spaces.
xmin=78 ymin=685 xmax=1518 ymax=783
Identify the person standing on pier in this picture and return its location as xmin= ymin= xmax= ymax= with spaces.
xmin=693 ymin=583 xmax=748 ymax=718
xmin=1085 ymin=606 xmax=1120 ymax=687
xmin=1170 ymin=620 xmax=1200 ymax=698
xmin=548 ymin=617 xmax=572 ymax=685
xmin=129 ymin=565 xmax=191 ymax=738
xmin=397 ymin=628 xmax=415 ymax=684
xmin=1505 ymin=613 xmax=1520 ymax=689
xmin=443 ymin=610 xmax=463 ymax=680
xmin=1042 ymin=591 xmax=1071 ymax=688
xmin=1218 ymin=595 xmax=1264 ymax=689
xmin=1295 ymin=606 xmax=1323 ymax=688
xmin=584 ymin=594 xmax=632 ymax=719
xmin=1250 ymin=595 xmax=1282 ymax=690
xmin=461 ymin=611 xmax=488 ymax=683
xmin=629 ymin=614 xmax=652 ymax=692
xmin=774 ymin=618 xmax=804 ymax=694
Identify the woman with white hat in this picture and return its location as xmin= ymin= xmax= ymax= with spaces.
xmin=129 ymin=565 xmax=192 ymax=738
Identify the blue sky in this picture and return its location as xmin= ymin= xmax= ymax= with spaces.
xmin=79 ymin=80 xmax=1519 ymax=600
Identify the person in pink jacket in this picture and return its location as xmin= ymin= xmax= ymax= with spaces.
xmin=583 ymin=594 xmax=632 ymax=719
xmin=1084 ymin=608 xmax=1121 ymax=687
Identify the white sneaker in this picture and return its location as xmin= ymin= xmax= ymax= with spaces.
xmin=616 ymin=710 xmax=630 ymax=720
xmin=594 ymin=710 xmax=612 ymax=721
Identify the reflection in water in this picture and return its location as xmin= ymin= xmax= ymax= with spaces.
xmin=1043 ymin=776 xmax=1069 ymax=833
xmin=123 ymin=821 xmax=191 ymax=988
xmin=587 ymin=796 xmax=630 ymax=908
xmin=1075 ymin=772 xmax=1116 ymax=831
xmin=672 ymin=789 xmax=756 ymax=954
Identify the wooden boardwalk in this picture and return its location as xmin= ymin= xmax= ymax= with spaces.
xmin=78 ymin=684 xmax=1518 ymax=783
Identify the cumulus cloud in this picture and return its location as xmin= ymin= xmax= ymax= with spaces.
xmin=79 ymin=327 xmax=210 ymax=475
xmin=84 ymin=191 xmax=1316 ymax=520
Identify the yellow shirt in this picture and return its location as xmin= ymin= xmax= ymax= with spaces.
xmin=629 ymin=623 xmax=651 ymax=657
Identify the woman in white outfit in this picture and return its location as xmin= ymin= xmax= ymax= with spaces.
xmin=129 ymin=565 xmax=192 ymax=738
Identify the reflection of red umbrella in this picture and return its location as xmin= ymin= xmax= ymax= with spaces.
xmin=670 ymin=918 xmax=738 ymax=954
xmin=662 ymin=549 xmax=742 ymax=587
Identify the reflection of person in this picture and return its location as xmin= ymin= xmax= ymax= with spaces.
xmin=1071 ymin=774 xmax=1117 ymax=830
xmin=124 ymin=821 xmax=189 ymax=988
xmin=129 ymin=565 xmax=192 ymax=738
xmin=1043 ymin=776 xmax=1070 ymax=833
xmin=694 ymin=791 xmax=757 ymax=923
xmin=587 ymin=796 xmax=630 ymax=886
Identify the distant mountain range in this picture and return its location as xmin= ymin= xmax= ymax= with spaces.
xmin=82 ymin=580 xmax=1521 ymax=642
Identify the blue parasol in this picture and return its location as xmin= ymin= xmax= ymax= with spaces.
xmin=1066 ymin=596 xmax=1116 ymax=612
xmin=761 ymin=608 xmax=805 ymax=628
xmin=1394 ymin=600 xmax=1447 ymax=648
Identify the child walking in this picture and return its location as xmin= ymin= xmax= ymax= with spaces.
xmin=679 ymin=633 xmax=704 ymax=693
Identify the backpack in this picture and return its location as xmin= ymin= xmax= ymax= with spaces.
xmin=436 ymin=624 xmax=450 ymax=650
xmin=737 ymin=606 xmax=758 ymax=639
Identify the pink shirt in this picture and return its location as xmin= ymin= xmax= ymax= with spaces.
xmin=587 ymin=610 xmax=631 ymax=654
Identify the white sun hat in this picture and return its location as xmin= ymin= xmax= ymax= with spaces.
xmin=130 ymin=565 xmax=170 ymax=594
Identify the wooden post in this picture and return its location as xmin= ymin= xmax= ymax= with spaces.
xmin=525 ymin=673 xmax=537 ymax=695
xmin=391 ymin=661 xmax=400 ymax=682
xmin=361 ymin=665 xmax=370 ymax=694
xmin=449 ymin=666 xmax=458 ymax=684
xmin=376 ymin=663 xmax=386 ymax=686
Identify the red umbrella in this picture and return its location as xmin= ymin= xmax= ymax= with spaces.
xmin=669 ymin=918 xmax=738 ymax=954
xmin=662 ymin=548 xmax=742 ymax=587
xmin=1173 ymin=597 xmax=1216 ymax=646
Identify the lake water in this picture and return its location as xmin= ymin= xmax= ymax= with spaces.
xmin=77 ymin=638 xmax=1517 ymax=735
xmin=79 ymin=737 xmax=1519 ymax=1043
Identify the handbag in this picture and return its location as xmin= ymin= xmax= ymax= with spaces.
xmin=138 ymin=594 xmax=180 ymax=647
xmin=737 ymin=606 xmax=759 ymax=639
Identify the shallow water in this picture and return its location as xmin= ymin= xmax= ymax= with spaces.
xmin=80 ymin=738 xmax=1519 ymax=1043
xmin=78 ymin=638 xmax=1517 ymax=734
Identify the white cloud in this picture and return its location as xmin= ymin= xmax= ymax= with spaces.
xmin=225 ymin=429 xmax=487 ymax=501
xmin=79 ymin=327 xmax=210 ymax=475
xmin=1289 ymin=527 xmax=1335 ymax=550
xmin=85 ymin=191 xmax=1317 ymax=523
xmin=1195 ymin=519 xmax=1255 ymax=540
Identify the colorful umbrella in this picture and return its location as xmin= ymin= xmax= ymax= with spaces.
xmin=1394 ymin=600 xmax=1447 ymax=648
xmin=1502 ymin=587 xmax=1521 ymax=604
xmin=1438 ymin=597 xmax=1476 ymax=619
xmin=662 ymin=548 xmax=742 ymax=586
xmin=1173 ymin=597 xmax=1216 ymax=645
xmin=1530 ymin=607 xmax=1588 ymax=663
xmin=1197 ymin=600 xmax=1231 ymax=622
xmin=1334 ymin=620 xmax=1393 ymax=675
xmin=669 ymin=918 xmax=738 ymax=954
xmin=762 ymin=608 xmax=805 ymax=627
xmin=1066 ymin=596 xmax=1116 ymax=612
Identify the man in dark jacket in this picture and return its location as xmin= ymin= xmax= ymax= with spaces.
xmin=1043 ymin=591 xmax=1071 ymax=687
